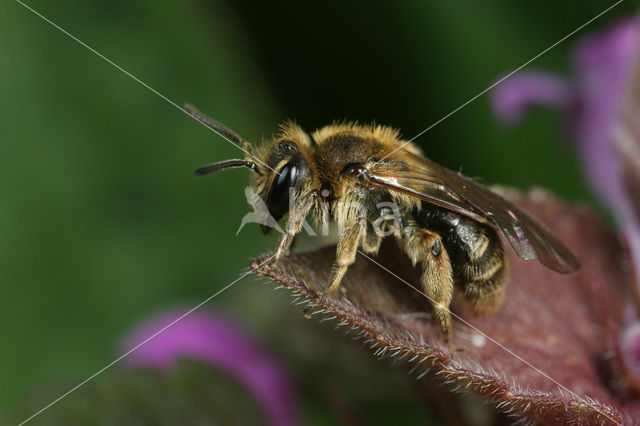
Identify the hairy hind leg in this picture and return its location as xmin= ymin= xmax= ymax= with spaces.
xmin=402 ymin=224 xmax=454 ymax=345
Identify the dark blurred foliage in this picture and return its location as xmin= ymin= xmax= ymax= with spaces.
xmin=1 ymin=0 xmax=635 ymax=423
xmin=223 ymin=0 xmax=634 ymax=195
xmin=14 ymin=361 xmax=267 ymax=426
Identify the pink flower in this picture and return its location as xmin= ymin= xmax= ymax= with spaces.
xmin=121 ymin=308 xmax=300 ymax=426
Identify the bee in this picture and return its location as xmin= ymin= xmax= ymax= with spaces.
xmin=188 ymin=104 xmax=580 ymax=345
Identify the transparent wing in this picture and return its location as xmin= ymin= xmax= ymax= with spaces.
xmin=368 ymin=153 xmax=580 ymax=273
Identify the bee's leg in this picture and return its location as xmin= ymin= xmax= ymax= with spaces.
xmin=272 ymin=192 xmax=316 ymax=261
xmin=288 ymin=234 xmax=298 ymax=253
xmin=361 ymin=220 xmax=382 ymax=254
xmin=402 ymin=225 xmax=454 ymax=345
xmin=328 ymin=218 xmax=366 ymax=294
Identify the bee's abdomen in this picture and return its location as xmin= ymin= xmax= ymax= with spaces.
xmin=456 ymin=227 xmax=507 ymax=314
xmin=416 ymin=204 xmax=508 ymax=314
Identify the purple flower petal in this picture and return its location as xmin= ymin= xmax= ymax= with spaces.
xmin=491 ymin=18 xmax=640 ymax=283
xmin=489 ymin=72 xmax=573 ymax=124
xmin=490 ymin=18 xmax=639 ymax=213
xmin=121 ymin=308 xmax=300 ymax=426
xmin=571 ymin=17 xmax=639 ymax=213
xmin=569 ymin=18 xmax=640 ymax=312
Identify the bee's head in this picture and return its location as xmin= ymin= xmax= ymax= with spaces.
xmin=189 ymin=105 xmax=314 ymax=232
xmin=259 ymin=122 xmax=316 ymax=224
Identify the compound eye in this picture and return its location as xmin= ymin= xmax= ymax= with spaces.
xmin=268 ymin=164 xmax=298 ymax=221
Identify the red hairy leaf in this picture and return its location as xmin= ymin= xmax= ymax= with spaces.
xmin=252 ymin=189 xmax=636 ymax=424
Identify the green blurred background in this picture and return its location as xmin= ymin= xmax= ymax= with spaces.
xmin=1 ymin=0 xmax=634 ymax=423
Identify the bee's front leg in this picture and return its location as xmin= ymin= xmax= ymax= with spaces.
xmin=327 ymin=217 xmax=366 ymax=294
xmin=271 ymin=191 xmax=317 ymax=262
